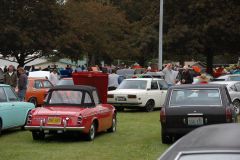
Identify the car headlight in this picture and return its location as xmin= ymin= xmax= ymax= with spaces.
xmin=108 ymin=94 xmax=114 ymax=98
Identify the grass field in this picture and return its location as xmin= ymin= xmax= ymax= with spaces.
xmin=0 ymin=110 xmax=169 ymax=160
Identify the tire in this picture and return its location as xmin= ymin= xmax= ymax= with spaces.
xmin=145 ymin=100 xmax=155 ymax=112
xmin=32 ymin=131 xmax=45 ymax=140
xmin=86 ymin=123 xmax=96 ymax=141
xmin=161 ymin=130 xmax=172 ymax=144
xmin=29 ymin=97 xmax=37 ymax=107
xmin=233 ymin=100 xmax=240 ymax=115
xmin=107 ymin=115 xmax=117 ymax=133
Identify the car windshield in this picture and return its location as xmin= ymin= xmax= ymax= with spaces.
xmin=178 ymin=153 xmax=240 ymax=160
xmin=229 ymin=76 xmax=240 ymax=81
xmin=170 ymin=89 xmax=222 ymax=106
xmin=118 ymin=80 xmax=147 ymax=89
xmin=57 ymin=79 xmax=74 ymax=85
xmin=48 ymin=90 xmax=83 ymax=105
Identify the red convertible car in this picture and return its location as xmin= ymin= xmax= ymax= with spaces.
xmin=25 ymin=85 xmax=117 ymax=141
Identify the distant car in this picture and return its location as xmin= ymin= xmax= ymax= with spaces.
xmin=56 ymin=78 xmax=74 ymax=86
xmin=0 ymin=84 xmax=34 ymax=134
xmin=210 ymin=81 xmax=240 ymax=114
xmin=160 ymin=84 xmax=237 ymax=144
xmin=158 ymin=123 xmax=240 ymax=160
xmin=25 ymin=85 xmax=116 ymax=141
xmin=216 ymin=74 xmax=240 ymax=81
xmin=25 ymin=78 xmax=53 ymax=106
xmin=107 ymin=78 xmax=168 ymax=112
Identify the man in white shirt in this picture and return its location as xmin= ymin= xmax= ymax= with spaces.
xmin=50 ymin=69 xmax=59 ymax=86
xmin=108 ymin=70 xmax=120 ymax=91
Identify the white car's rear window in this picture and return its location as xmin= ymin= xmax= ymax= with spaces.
xmin=118 ymin=80 xmax=147 ymax=90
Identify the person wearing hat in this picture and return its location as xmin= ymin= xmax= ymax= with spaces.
xmin=17 ymin=67 xmax=28 ymax=101
xmin=4 ymin=65 xmax=18 ymax=89
xmin=180 ymin=66 xmax=193 ymax=84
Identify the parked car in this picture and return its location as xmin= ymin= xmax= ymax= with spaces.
xmin=0 ymin=84 xmax=34 ymax=134
xmin=25 ymin=85 xmax=116 ymax=141
xmin=210 ymin=81 xmax=240 ymax=114
xmin=25 ymin=78 xmax=53 ymax=107
xmin=160 ymin=84 xmax=237 ymax=144
xmin=107 ymin=78 xmax=168 ymax=112
xmin=158 ymin=123 xmax=240 ymax=160
xmin=56 ymin=78 xmax=74 ymax=86
xmin=215 ymin=74 xmax=240 ymax=81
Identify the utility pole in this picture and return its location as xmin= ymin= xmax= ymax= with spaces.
xmin=158 ymin=0 xmax=163 ymax=70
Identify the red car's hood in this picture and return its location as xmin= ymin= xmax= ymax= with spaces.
xmin=33 ymin=106 xmax=87 ymax=116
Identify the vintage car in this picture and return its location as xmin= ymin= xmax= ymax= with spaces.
xmin=158 ymin=123 xmax=240 ymax=160
xmin=107 ymin=78 xmax=168 ymax=112
xmin=25 ymin=77 xmax=53 ymax=106
xmin=25 ymin=85 xmax=116 ymax=141
xmin=0 ymin=84 xmax=34 ymax=134
xmin=160 ymin=84 xmax=237 ymax=144
xmin=210 ymin=81 xmax=240 ymax=114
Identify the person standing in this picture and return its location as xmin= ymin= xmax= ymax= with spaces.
xmin=50 ymin=69 xmax=59 ymax=86
xmin=180 ymin=66 xmax=193 ymax=84
xmin=4 ymin=65 xmax=18 ymax=89
xmin=162 ymin=63 xmax=176 ymax=86
xmin=17 ymin=67 xmax=28 ymax=101
xmin=108 ymin=69 xmax=120 ymax=91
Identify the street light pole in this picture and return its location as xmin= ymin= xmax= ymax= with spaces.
xmin=158 ymin=0 xmax=163 ymax=70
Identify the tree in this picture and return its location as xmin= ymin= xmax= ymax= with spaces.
xmin=0 ymin=0 xmax=67 ymax=66
xmin=60 ymin=0 xmax=138 ymax=65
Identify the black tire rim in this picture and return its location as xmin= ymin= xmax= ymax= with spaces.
xmin=146 ymin=100 xmax=155 ymax=112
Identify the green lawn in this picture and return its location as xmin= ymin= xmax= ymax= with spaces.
xmin=0 ymin=111 xmax=169 ymax=160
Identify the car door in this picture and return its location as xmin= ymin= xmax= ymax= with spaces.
xmin=157 ymin=80 xmax=169 ymax=106
xmin=0 ymin=87 xmax=15 ymax=129
xmin=4 ymin=86 xmax=26 ymax=126
xmin=147 ymin=80 xmax=161 ymax=107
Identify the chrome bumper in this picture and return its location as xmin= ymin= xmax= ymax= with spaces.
xmin=25 ymin=126 xmax=85 ymax=131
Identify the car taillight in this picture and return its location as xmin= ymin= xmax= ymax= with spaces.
xmin=107 ymin=94 xmax=114 ymax=98
xmin=226 ymin=107 xmax=232 ymax=123
xmin=160 ymin=107 xmax=166 ymax=123
xmin=77 ymin=115 xmax=83 ymax=125
xmin=27 ymin=112 xmax=32 ymax=124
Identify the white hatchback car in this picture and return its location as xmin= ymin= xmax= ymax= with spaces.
xmin=210 ymin=81 xmax=240 ymax=113
xmin=107 ymin=78 xmax=168 ymax=112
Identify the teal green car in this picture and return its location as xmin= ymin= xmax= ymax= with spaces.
xmin=0 ymin=84 xmax=35 ymax=135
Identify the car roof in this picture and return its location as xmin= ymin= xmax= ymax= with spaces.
xmin=169 ymin=84 xmax=224 ymax=89
xmin=50 ymin=85 xmax=96 ymax=92
xmin=159 ymin=123 xmax=240 ymax=160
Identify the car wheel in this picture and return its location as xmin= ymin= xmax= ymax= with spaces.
xmin=145 ymin=100 xmax=155 ymax=112
xmin=29 ymin=98 xmax=37 ymax=107
xmin=233 ymin=100 xmax=240 ymax=115
xmin=161 ymin=130 xmax=172 ymax=144
xmin=86 ymin=123 xmax=96 ymax=141
xmin=107 ymin=114 xmax=117 ymax=133
xmin=32 ymin=131 xmax=45 ymax=140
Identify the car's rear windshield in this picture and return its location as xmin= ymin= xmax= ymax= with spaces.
xmin=118 ymin=80 xmax=147 ymax=89
xmin=48 ymin=90 xmax=86 ymax=105
xmin=169 ymin=88 xmax=222 ymax=106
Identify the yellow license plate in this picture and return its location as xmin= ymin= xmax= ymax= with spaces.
xmin=47 ymin=117 xmax=61 ymax=125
